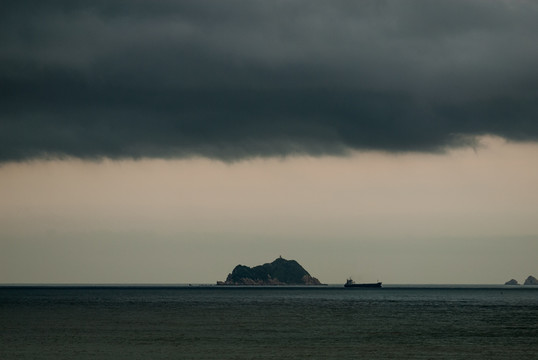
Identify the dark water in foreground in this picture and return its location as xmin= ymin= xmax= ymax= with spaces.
xmin=1 ymin=286 xmax=537 ymax=359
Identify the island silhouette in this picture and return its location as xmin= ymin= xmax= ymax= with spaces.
xmin=217 ymin=256 xmax=323 ymax=285
xmin=504 ymin=275 xmax=538 ymax=285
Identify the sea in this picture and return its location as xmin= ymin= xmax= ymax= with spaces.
xmin=1 ymin=285 xmax=537 ymax=359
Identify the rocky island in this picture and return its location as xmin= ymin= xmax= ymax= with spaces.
xmin=217 ymin=256 xmax=323 ymax=285
xmin=504 ymin=275 xmax=538 ymax=286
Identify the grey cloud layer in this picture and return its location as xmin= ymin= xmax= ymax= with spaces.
xmin=1 ymin=0 xmax=538 ymax=161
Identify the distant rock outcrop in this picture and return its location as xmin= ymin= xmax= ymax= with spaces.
xmin=217 ymin=257 xmax=323 ymax=285
xmin=504 ymin=279 xmax=519 ymax=285
xmin=523 ymin=275 xmax=538 ymax=285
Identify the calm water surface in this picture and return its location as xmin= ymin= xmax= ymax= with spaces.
xmin=1 ymin=286 xmax=537 ymax=359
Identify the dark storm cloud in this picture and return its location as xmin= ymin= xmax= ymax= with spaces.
xmin=1 ymin=0 xmax=538 ymax=162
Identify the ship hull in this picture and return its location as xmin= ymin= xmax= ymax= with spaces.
xmin=344 ymin=282 xmax=382 ymax=288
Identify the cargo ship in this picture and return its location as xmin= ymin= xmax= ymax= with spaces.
xmin=344 ymin=278 xmax=382 ymax=288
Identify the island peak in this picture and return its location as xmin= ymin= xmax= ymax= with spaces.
xmin=217 ymin=257 xmax=323 ymax=285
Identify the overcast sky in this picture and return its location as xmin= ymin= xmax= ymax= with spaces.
xmin=1 ymin=1 xmax=537 ymax=284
